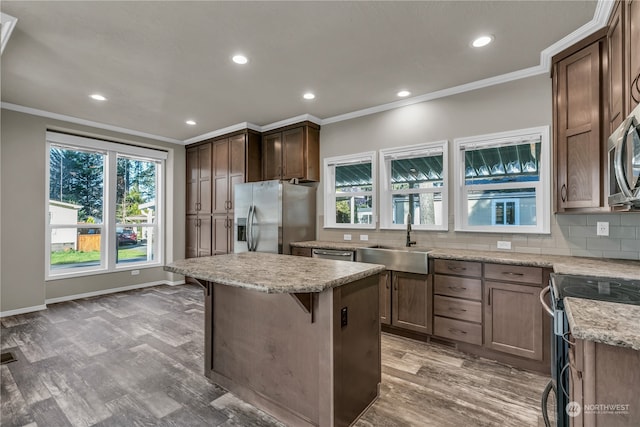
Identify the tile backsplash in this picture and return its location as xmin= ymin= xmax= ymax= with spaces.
xmin=317 ymin=213 xmax=640 ymax=260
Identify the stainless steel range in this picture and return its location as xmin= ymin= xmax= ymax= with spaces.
xmin=540 ymin=274 xmax=640 ymax=427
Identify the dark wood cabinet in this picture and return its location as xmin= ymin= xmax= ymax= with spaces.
xmin=186 ymin=130 xmax=260 ymax=259
xmin=290 ymin=247 xmax=312 ymax=257
xmin=608 ymin=1 xmax=626 ymax=135
xmin=262 ymin=122 xmax=320 ymax=182
xmin=626 ymin=0 xmax=640 ymax=112
xmin=553 ymin=38 xmax=606 ymax=211
xmin=391 ymin=272 xmax=433 ymax=334
xmin=379 ymin=270 xmax=391 ymax=325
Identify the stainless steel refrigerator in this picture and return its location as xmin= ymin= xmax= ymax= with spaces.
xmin=234 ymin=180 xmax=316 ymax=254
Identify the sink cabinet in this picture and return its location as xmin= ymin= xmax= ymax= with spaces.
xmin=391 ymin=272 xmax=433 ymax=334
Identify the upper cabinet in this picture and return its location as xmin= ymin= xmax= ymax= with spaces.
xmin=553 ymin=33 xmax=606 ymax=212
xmin=626 ymin=0 xmax=640 ymax=112
xmin=262 ymin=122 xmax=320 ymax=182
xmin=186 ymin=143 xmax=212 ymax=215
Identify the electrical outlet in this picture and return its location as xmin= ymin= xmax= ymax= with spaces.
xmin=360 ymin=235 xmax=369 ymax=241
xmin=131 ymin=270 xmax=140 ymax=276
xmin=497 ymin=241 xmax=511 ymax=250
xmin=343 ymin=234 xmax=352 ymax=241
xmin=596 ymin=222 xmax=609 ymax=236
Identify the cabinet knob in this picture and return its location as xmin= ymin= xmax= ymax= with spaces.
xmin=560 ymin=184 xmax=567 ymax=203
xmin=448 ymin=328 xmax=467 ymax=335
xmin=632 ymin=73 xmax=640 ymax=104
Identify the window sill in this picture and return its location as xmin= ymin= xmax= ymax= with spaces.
xmin=46 ymin=262 xmax=162 ymax=281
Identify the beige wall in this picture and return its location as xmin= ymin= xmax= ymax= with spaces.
xmin=0 ymin=109 xmax=186 ymax=313
xmin=317 ymin=75 xmax=640 ymax=260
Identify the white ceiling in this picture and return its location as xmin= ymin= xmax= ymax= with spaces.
xmin=1 ymin=1 xmax=603 ymax=144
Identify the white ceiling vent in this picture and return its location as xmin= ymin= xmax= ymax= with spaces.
xmin=1 ymin=12 xmax=18 ymax=55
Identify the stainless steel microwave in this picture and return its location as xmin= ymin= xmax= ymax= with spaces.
xmin=608 ymin=104 xmax=640 ymax=208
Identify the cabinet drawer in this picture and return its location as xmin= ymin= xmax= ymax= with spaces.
xmin=434 ymin=259 xmax=482 ymax=277
xmin=484 ymin=263 xmax=542 ymax=285
xmin=290 ymin=247 xmax=312 ymax=257
xmin=434 ymin=296 xmax=482 ymax=323
xmin=434 ymin=316 xmax=482 ymax=346
xmin=434 ymin=275 xmax=482 ymax=301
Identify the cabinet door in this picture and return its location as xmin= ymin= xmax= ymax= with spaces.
xmin=379 ymin=270 xmax=391 ymax=325
xmin=185 ymin=215 xmax=198 ymax=258
xmin=228 ymin=134 xmax=246 ymax=212
xmin=212 ymin=139 xmax=229 ymax=215
xmin=211 ymin=215 xmax=229 ymax=255
xmin=197 ymin=215 xmax=212 ymax=257
xmin=555 ymin=42 xmax=603 ymax=210
xmin=392 ymin=272 xmax=432 ymax=334
xmin=186 ymin=147 xmax=199 ymax=215
xmin=262 ymin=132 xmax=282 ymax=180
xmin=484 ymin=281 xmax=543 ymax=360
xmin=627 ymin=0 xmax=640 ymax=112
xmin=608 ymin=1 xmax=625 ymax=135
xmin=198 ymin=143 xmax=212 ymax=215
xmin=282 ymin=127 xmax=305 ymax=180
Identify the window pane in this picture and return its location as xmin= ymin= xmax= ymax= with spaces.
xmin=467 ymin=188 xmax=537 ymax=226
xmin=50 ymin=227 xmax=101 ymax=270
xmin=391 ymin=193 xmax=443 ymax=226
xmin=336 ymin=196 xmax=373 ymax=224
xmin=117 ymin=157 xmax=157 ymax=224
xmin=390 ymin=155 xmax=443 ymax=187
xmin=117 ymin=226 xmax=155 ymax=264
xmin=49 ymin=146 xmax=104 ymax=223
xmin=465 ymin=141 xmax=541 ymax=185
xmin=335 ymin=163 xmax=372 ymax=193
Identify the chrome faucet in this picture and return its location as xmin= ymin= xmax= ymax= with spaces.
xmin=406 ymin=213 xmax=416 ymax=247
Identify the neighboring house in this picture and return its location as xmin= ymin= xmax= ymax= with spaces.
xmin=49 ymin=200 xmax=81 ymax=251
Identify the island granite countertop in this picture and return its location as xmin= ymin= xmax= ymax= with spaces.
xmin=164 ymin=252 xmax=385 ymax=294
xmin=564 ymin=297 xmax=640 ymax=351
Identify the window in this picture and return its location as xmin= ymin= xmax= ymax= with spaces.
xmin=46 ymin=132 xmax=166 ymax=279
xmin=380 ymin=141 xmax=448 ymax=230
xmin=324 ymin=152 xmax=376 ymax=229
xmin=453 ymin=126 xmax=550 ymax=234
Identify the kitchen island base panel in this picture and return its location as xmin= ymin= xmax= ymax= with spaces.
xmin=203 ymin=275 xmax=381 ymax=427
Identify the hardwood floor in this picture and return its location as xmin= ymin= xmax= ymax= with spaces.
xmin=1 ymin=284 xmax=552 ymax=427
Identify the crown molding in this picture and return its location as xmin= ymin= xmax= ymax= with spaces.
xmin=0 ymin=12 xmax=18 ymax=55
xmin=1 ymin=102 xmax=183 ymax=144
xmin=260 ymin=113 xmax=322 ymax=132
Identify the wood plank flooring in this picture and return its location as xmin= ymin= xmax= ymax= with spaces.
xmin=1 ymin=284 xmax=552 ymax=427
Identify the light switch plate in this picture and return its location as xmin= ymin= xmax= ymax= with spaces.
xmin=497 ymin=241 xmax=511 ymax=250
xmin=131 ymin=270 xmax=140 ymax=276
xmin=343 ymin=234 xmax=352 ymax=241
xmin=360 ymin=235 xmax=368 ymax=241
xmin=596 ymin=222 xmax=609 ymax=236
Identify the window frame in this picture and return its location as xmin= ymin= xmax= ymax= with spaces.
xmin=45 ymin=132 xmax=167 ymax=280
xmin=379 ymin=140 xmax=449 ymax=231
xmin=323 ymin=151 xmax=377 ymax=229
xmin=453 ymin=126 xmax=550 ymax=234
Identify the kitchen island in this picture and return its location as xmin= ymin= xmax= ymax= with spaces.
xmin=165 ymin=252 xmax=385 ymax=427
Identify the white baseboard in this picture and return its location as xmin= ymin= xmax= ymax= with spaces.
xmin=0 ymin=304 xmax=47 ymax=318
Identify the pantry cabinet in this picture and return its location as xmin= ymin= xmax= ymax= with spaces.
xmin=262 ymin=122 xmax=320 ymax=182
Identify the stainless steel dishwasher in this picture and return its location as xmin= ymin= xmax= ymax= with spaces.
xmin=311 ymin=248 xmax=355 ymax=261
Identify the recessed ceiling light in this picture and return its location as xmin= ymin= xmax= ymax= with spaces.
xmin=303 ymin=92 xmax=315 ymax=100
xmin=397 ymin=90 xmax=411 ymax=97
xmin=186 ymin=120 xmax=196 ymax=125
xmin=232 ymin=55 xmax=248 ymax=65
xmin=472 ymin=35 xmax=494 ymax=48
xmin=90 ymin=94 xmax=107 ymax=101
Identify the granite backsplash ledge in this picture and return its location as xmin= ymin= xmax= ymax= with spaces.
xmin=317 ymin=213 xmax=640 ymax=260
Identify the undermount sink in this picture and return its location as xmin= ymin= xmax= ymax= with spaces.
xmin=356 ymin=245 xmax=430 ymax=274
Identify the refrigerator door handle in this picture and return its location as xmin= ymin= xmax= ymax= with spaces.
xmin=249 ymin=205 xmax=257 ymax=251
xmin=246 ymin=206 xmax=253 ymax=251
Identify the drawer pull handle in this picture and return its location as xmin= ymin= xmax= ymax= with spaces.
xmin=448 ymin=308 xmax=467 ymax=313
xmin=502 ymin=271 xmax=524 ymax=276
xmin=448 ymin=328 xmax=467 ymax=335
xmin=448 ymin=266 xmax=466 ymax=272
xmin=448 ymin=286 xmax=467 ymax=292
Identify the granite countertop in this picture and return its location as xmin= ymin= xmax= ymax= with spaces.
xmin=564 ymin=297 xmax=640 ymax=351
xmin=290 ymin=240 xmax=376 ymax=251
xmin=165 ymin=252 xmax=385 ymax=294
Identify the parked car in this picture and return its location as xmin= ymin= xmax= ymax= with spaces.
xmin=117 ymin=228 xmax=137 ymax=245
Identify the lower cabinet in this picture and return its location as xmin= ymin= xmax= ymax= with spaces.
xmin=290 ymin=247 xmax=312 ymax=257
xmin=391 ymin=272 xmax=433 ymax=334
xmin=379 ymin=270 xmax=391 ymax=325
xmin=186 ymin=215 xmax=212 ymax=258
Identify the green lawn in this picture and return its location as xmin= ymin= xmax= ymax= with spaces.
xmin=51 ymin=246 xmax=148 ymax=265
